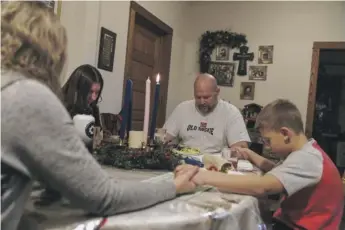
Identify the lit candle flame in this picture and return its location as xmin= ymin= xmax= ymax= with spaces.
xmin=156 ymin=73 xmax=160 ymax=83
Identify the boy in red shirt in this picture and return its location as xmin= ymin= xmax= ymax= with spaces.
xmin=177 ymin=99 xmax=344 ymax=230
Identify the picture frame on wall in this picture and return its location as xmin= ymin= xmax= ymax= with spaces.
xmin=46 ymin=0 xmax=62 ymax=18
xmin=208 ymin=62 xmax=236 ymax=87
xmin=249 ymin=66 xmax=267 ymax=81
xmin=240 ymin=82 xmax=255 ymax=100
xmin=215 ymin=46 xmax=230 ymax=61
xmin=258 ymin=45 xmax=274 ymax=64
xmin=97 ymin=27 xmax=117 ymax=72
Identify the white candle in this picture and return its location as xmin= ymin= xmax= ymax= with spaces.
xmin=156 ymin=73 xmax=160 ymax=84
xmin=143 ymin=77 xmax=151 ymax=144
xmin=129 ymin=131 xmax=144 ymax=149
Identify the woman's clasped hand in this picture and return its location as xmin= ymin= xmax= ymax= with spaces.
xmin=174 ymin=165 xmax=205 ymax=193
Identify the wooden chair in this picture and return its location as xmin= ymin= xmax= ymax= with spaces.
xmin=242 ymin=103 xmax=263 ymax=129
xmin=100 ymin=113 xmax=121 ymax=138
xmin=242 ymin=103 xmax=264 ymax=155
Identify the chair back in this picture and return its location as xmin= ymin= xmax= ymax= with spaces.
xmin=100 ymin=113 xmax=121 ymax=137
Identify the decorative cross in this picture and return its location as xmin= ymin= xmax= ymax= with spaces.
xmin=233 ymin=46 xmax=254 ymax=76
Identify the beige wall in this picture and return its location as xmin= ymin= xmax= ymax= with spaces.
xmin=181 ymin=1 xmax=345 ymax=125
xmin=60 ymin=1 xmax=345 ymax=125
xmin=60 ymin=0 xmax=187 ymax=116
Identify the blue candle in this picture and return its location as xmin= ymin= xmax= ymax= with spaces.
xmin=149 ymin=74 xmax=160 ymax=141
xmin=119 ymin=79 xmax=133 ymax=140
xmin=127 ymin=93 xmax=133 ymax=138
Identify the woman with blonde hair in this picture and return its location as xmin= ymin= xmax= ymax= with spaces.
xmin=1 ymin=2 xmax=198 ymax=229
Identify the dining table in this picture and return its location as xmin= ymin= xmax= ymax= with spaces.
xmin=27 ymin=166 xmax=266 ymax=230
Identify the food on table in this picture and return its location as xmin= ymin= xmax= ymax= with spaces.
xmin=202 ymin=154 xmax=234 ymax=173
xmin=172 ymin=146 xmax=201 ymax=155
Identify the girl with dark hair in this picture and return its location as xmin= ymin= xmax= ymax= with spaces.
xmin=63 ymin=64 xmax=103 ymax=120
xmin=36 ymin=65 xmax=104 ymax=206
xmin=62 ymin=64 xmax=104 ymax=150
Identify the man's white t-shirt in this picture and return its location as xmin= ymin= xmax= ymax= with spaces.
xmin=164 ymin=100 xmax=250 ymax=154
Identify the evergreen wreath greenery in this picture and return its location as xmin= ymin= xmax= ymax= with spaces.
xmin=199 ymin=30 xmax=247 ymax=73
xmin=94 ymin=143 xmax=183 ymax=171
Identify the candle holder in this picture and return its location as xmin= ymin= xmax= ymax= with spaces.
xmin=141 ymin=142 xmax=151 ymax=152
xmin=144 ymin=138 xmax=158 ymax=151
xmin=145 ymin=145 xmax=153 ymax=152
xmin=147 ymin=137 xmax=153 ymax=146
xmin=116 ymin=139 xmax=128 ymax=149
xmin=119 ymin=139 xmax=124 ymax=146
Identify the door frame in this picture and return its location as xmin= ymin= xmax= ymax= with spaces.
xmin=305 ymin=42 xmax=345 ymax=138
xmin=122 ymin=1 xmax=173 ymax=127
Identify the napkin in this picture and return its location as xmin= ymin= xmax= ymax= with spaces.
xmin=237 ymin=160 xmax=254 ymax=171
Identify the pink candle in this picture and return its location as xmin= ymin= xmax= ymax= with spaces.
xmin=143 ymin=77 xmax=151 ymax=144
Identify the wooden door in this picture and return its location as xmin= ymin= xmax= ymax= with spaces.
xmin=305 ymin=48 xmax=320 ymax=138
xmin=130 ymin=25 xmax=161 ymax=130
xmin=305 ymin=42 xmax=345 ymax=138
xmin=123 ymin=2 xmax=173 ymax=131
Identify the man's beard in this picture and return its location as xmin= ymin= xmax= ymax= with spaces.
xmin=197 ymin=103 xmax=216 ymax=114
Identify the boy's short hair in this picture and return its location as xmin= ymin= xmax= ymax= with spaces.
xmin=255 ymin=99 xmax=304 ymax=134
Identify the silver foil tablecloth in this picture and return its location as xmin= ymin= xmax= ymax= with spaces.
xmin=28 ymin=167 xmax=264 ymax=230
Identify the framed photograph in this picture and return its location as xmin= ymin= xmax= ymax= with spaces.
xmin=208 ymin=62 xmax=236 ymax=87
xmin=215 ymin=46 xmax=230 ymax=61
xmin=97 ymin=27 xmax=117 ymax=72
xmin=240 ymin=82 xmax=255 ymax=100
xmin=46 ymin=1 xmax=62 ymax=18
xmin=249 ymin=66 xmax=267 ymax=81
xmin=258 ymin=45 xmax=274 ymax=64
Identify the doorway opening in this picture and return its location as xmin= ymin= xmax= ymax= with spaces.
xmin=123 ymin=1 xmax=173 ymax=131
xmin=306 ymin=42 xmax=345 ymax=175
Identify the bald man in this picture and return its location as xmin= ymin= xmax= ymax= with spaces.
xmin=164 ymin=74 xmax=250 ymax=154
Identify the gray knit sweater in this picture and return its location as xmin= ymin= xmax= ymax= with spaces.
xmin=1 ymin=72 xmax=176 ymax=229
